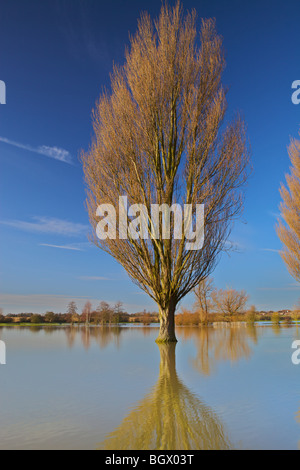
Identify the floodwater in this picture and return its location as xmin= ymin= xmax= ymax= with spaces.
xmin=0 ymin=323 xmax=299 ymax=450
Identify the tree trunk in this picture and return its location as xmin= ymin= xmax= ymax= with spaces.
xmin=157 ymin=342 xmax=177 ymax=379
xmin=156 ymin=298 xmax=177 ymax=343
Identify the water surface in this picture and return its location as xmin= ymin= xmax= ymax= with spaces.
xmin=0 ymin=324 xmax=299 ymax=450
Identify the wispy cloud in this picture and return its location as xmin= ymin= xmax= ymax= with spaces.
xmin=269 ymin=211 xmax=281 ymax=220
xmin=0 ymin=216 xmax=89 ymax=237
xmin=0 ymin=136 xmax=72 ymax=164
xmin=261 ymin=248 xmax=281 ymax=254
xmin=40 ymin=243 xmax=84 ymax=251
xmin=56 ymin=1 xmax=112 ymax=68
xmin=258 ymin=284 xmax=300 ymax=291
xmin=224 ymin=239 xmax=246 ymax=252
xmin=77 ymin=276 xmax=113 ymax=281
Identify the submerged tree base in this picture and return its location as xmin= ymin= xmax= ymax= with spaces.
xmin=156 ymin=305 xmax=177 ymax=343
xmin=155 ymin=336 xmax=178 ymax=344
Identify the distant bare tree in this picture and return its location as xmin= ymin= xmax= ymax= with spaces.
xmin=113 ymin=301 xmax=124 ymax=324
xmin=292 ymin=299 xmax=300 ymax=322
xmin=277 ymin=130 xmax=300 ymax=283
xmin=194 ymin=277 xmax=214 ymax=324
xmin=82 ymin=2 xmax=250 ymax=342
xmin=44 ymin=311 xmax=56 ymax=324
xmin=67 ymin=301 xmax=79 ymax=325
xmin=67 ymin=301 xmax=77 ymax=315
xmin=82 ymin=301 xmax=92 ymax=325
xmin=96 ymin=301 xmax=113 ymax=325
xmin=211 ymin=288 xmax=248 ymax=319
xmin=245 ymin=305 xmax=257 ymax=323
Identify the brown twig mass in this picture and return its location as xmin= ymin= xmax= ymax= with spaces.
xmin=81 ymin=2 xmax=250 ymax=342
xmin=277 ymin=129 xmax=300 ymax=283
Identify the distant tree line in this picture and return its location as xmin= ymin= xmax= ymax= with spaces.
xmin=0 ymin=288 xmax=298 ymax=326
xmin=173 ymin=277 xmax=299 ymax=325
xmin=0 ymin=302 xmax=159 ymax=325
xmin=175 ymin=308 xmax=299 ymax=326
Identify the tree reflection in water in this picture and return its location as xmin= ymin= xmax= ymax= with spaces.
xmin=64 ymin=325 xmax=123 ymax=350
xmin=99 ymin=343 xmax=232 ymax=450
xmin=177 ymin=324 xmax=261 ymax=376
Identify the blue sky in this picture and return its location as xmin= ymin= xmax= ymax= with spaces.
xmin=0 ymin=0 xmax=300 ymax=314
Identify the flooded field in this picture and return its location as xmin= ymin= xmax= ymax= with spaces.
xmin=0 ymin=324 xmax=299 ymax=450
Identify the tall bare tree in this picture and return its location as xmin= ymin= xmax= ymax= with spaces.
xmin=277 ymin=130 xmax=300 ymax=283
xmin=292 ymin=299 xmax=300 ymax=322
xmin=67 ymin=301 xmax=77 ymax=316
xmin=194 ymin=277 xmax=214 ymax=324
xmin=211 ymin=287 xmax=248 ymax=319
xmin=96 ymin=301 xmax=113 ymax=325
xmin=82 ymin=2 xmax=250 ymax=342
xmin=82 ymin=301 xmax=92 ymax=325
xmin=67 ymin=301 xmax=80 ymax=325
